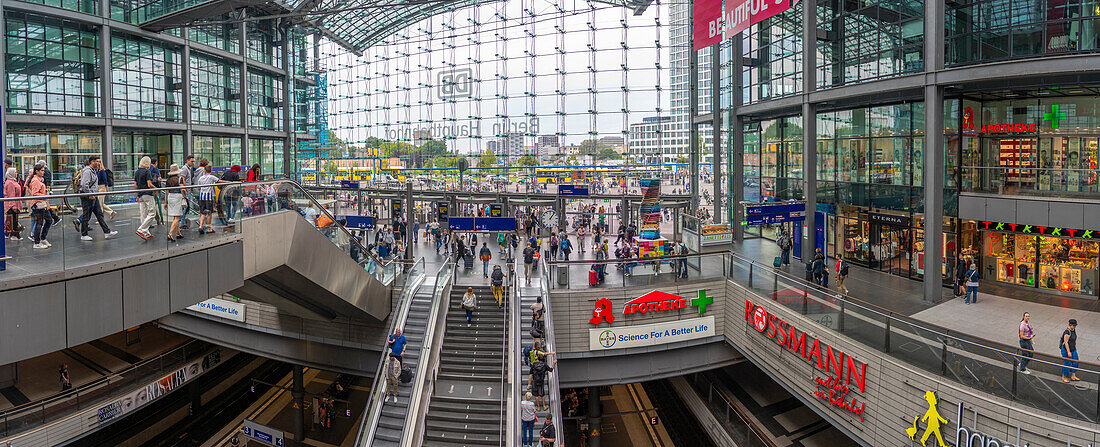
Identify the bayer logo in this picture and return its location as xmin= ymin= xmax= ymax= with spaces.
xmin=598 ymin=330 xmax=616 ymax=348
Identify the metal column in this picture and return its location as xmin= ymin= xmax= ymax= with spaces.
xmin=587 ymin=386 xmax=601 ymax=447
xmin=239 ymin=21 xmax=250 ymax=163
xmin=924 ymin=0 xmax=946 ymax=301
xmin=292 ymin=365 xmax=305 ymax=444
xmin=731 ymin=36 xmax=745 ymax=242
xmin=182 ymin=43 xmax=193 ymax=159
xmin=405 ymin=182 xmax=414 ymax=259
xmin=98 ymin=21 xmax=113 ymax=169
xmin=710 ymin=44 xmax=722 ymax=222
xmin=688 ymin=33 xmax=700 ymax=212
xmin=800 ymin=0 xmax=818 ymax=261
xmin=282 ymin=28 xmax=294 ymax=177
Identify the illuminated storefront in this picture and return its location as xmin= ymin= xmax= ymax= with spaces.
xmin=980 ymin=222 xmax=1099 ymax=297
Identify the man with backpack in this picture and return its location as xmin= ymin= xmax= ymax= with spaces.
xmin=835 ymin=256 xmax=850 ymax=295
xmin=74 ymin=157 xmax=117 ymax=241
xmin=811 ymin=249 xmax=826 ymax=287
xmin=523 ymin=242 xmax=537 ymax=284
xmin=559 ymin=235 xmax=572 ymax=261
xmin=490 ymin=265 xmax=506 ymax=308
xmin=529 ymin=356 xmax=557 ymax=411
xmin=480 ymin=242 xmax=493 ymax=278
xmin=777 ymin=231 xmax=793 ymax=267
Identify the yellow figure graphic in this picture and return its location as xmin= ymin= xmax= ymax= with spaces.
xmin=918 ymin=391 xmax=947 ymax=447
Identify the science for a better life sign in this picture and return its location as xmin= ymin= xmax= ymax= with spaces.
xmin=589 ymin=316 xmax=715 ymax=351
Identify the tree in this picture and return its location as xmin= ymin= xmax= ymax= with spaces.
xmin=364 ymin=136 xmax=383 ymax=149
xmin=578 ymin=139 xmax=606 ymax=156
xmin=432 ymin=156 xmax=456 ymax=169
xmin=675 ymin=156 xmax=689 ymax=164
xmin=477 ymin=149 xmax=498 ymax=167
xmin=380 ymin=141 xmax=416 ymax=157
xmin=420 ymin=139 xmax=449 ymax=158
xmin=565 ymin=155 xmax=579 ymax=166
xmin=596 ymin=148 xmax=622 ymax=160
xmin=322 ymin=160 xmax=338 ymax=173
xmin=327 ymin=131 xmax=350 ymax=158
xmin=517 ymin=155 xmax=539 ymax=166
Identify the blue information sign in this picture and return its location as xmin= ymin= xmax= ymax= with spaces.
xmin=745 ymin=202 xmax=805 ymax=216
xmin=448 ymin=217 xmax=476 ymax=231
xmin=340 ymin=180 xmax=360 ymax=189
xmin=745 ymin=212 xmax=805 ymax=225
xmin=341 ymin=215 xmax=374 ymax=229
xmin=448 ymin=217 xmax=516 ymax=232
xmin=558 ymin=185 xmax=589 ymax=196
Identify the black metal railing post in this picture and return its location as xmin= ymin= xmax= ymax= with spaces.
xmin=940 ymin=336 xmax=948 ymax=376
xmin=883 ymin=314 xmax=892 ymax=353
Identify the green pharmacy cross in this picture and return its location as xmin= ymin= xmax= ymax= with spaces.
xmin=1044 ymin=104 xmax=1067 ymax=129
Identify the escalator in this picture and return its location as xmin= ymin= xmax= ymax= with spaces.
xmin=225 ymin=180 xmax=398 ymax=322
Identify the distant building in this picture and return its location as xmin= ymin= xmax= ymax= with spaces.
xmin=628 ymin=116 xmax=674 ymax=165
xmin=599 ymin=136 xmax=624 ymax=148
xmin=538 ymin=135 xmax=560 ymax=147
xmin=412 ymin=129 xmax=432 ymax=146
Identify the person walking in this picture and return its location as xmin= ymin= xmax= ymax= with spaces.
xmin=134 ymin=156 xmax=157 ymax=240
xmin=538 ymin=414 xmax=556 ymax=447
xmin=491 ymin=265 xmax=506 ymax=308
xmin=413 ymin=219 xmax=420 ymax=244
xmin=27 ymin=165 xmax=51 ymax=249
xmin=388 ymin=328 xmax=407 ymax=365
xmin=95 ymin=161 xmax=117 ymax=220
xmin=777 ymin=231 xmax=792 ymax=267
xmin=246 ymin=163 xmax=261 ymax=182
xmin=480 ymin=242 xmax=493 ymax=278
xmin=76 ymin=157 xmax=117 ymax=241
xmin=4 ymin=168 xmax=23 ymax=241
xmin=559 ymin=235 xmax=572 ymax=261
xmin=548 ymin=232 xmax=559 ymax=260
xmin=385 ymin=353 xmax=402 ymax=403
xmin=462 ymin=287 xmax=477 ymax=326
xmin=59 ymin=364 xmax=71 ymax=390
xmin=196 ymin=163 xmax=218 ymax=234
xmin=963 ymin=263 xmax=980 ymax=304
xmin=835 ymin=256 xmax=850 ymax=295
xmin=1060 ymin=319 xmax=1079 ymax=382
xmin=1018 ymin=312 xmax=1034 ymax=375
xmin=577 ymin=225 xmax=587 ymax=254
xmin=811 ymin=250 xmax=826 ymax=287
xmin=520 ymin=391 xmax=537 ymax=447
xmin=523 ymin=242 xmax=537 ymax=284
xmin=165 ymin=164 xmax=185 ymax=241
xmin=178 ymin=155 xmax=194 ymax=226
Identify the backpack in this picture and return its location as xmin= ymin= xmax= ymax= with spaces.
xmin=522 ymin=346 xmax=533 ymax=366
xmin=104 ymin=169 xmax=115 ymax=187
xmin=560 ymin=238 xmax=569 ymax=251
xmin=839 ymin=261 xmax=849 ymax=276
xmin=399 ymin=365 xmax=414 ymax=383
xmin=530 ymin=325 xmax=544 ymax=339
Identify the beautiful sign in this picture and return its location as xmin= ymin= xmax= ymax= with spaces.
xmin=693 ymin=0 xmax=725 ymax=50
xmin=724 ymin=0 xmax=792 ymax=37
xmin=745 ymin=299 xmax=868 ymax=422
xmin=590 ymin=316 xmax=715 ymax=351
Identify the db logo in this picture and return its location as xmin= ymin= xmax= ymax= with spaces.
xmin=437 ymin=68 xmax=473 ymax=99
xmin=751 ymin=305 xmax=768 ymax=332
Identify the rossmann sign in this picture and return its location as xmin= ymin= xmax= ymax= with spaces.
xmin=745 ymin=299 xmax=869 ymax=422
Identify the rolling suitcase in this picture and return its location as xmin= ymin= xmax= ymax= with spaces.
xmin=589 ymin=268 xmax=599 ymax=286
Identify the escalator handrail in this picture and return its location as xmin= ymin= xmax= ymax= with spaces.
xmin=401 ymin=260 xmax=455 ymax=445
xmin=352 ymin=257 xmax=426 ymax=446
xmin=539 ymin=259 xmax=563 ymax=446
xmin=508 ymin=261 xmax=523 ymax=446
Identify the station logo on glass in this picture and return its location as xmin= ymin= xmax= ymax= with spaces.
xmin=437 ymin=68 xmax=473 ymax=99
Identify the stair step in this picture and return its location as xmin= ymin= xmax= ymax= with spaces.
xmin=422 ymin=418 xmax=502 ymax=435
xmin=422 ymin=430 xmax=501 ymax=446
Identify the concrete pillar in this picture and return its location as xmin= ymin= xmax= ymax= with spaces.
xmin=710 ymin=44 xmax=722 ymax=222
xmin=924 ymin=0 xmax=946 ymax=301
xmin=800 ymin=0 xmax=818 ymax=260
xmin=292 ymin=365 xmax=305 ymax=444
xmin=688 ymin=36 xmax=700 ymax=212
xmin=587 ymin=386 xmax=601 ymax=447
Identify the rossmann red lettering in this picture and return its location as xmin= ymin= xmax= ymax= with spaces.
xmin=744 ymin=299 xmax=868 ymax=394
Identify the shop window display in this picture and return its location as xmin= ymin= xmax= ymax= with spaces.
xmin=983 ymin=232 xmax=1098 ymax=296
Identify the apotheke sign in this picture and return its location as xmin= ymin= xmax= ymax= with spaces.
xmin=589 ymin=289 xmax=714 ymax=325
xmin=590 ymin=316 xmax=715 ymax=351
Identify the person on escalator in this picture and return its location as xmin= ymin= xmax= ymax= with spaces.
xmin=520 ymin=391 xmax=537 ymax=447
xmin=538 ymin=414 xmax=556 ymax=447
xmin=385 ymin=353 xmax=401 ymax=403
xmin=387 ymin=328 xmax=406 ymax=365
xmin=529 ymin=356 xmax=556 ymax=411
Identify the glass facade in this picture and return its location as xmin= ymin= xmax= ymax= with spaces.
xmin=5 ymin=131 xmax=101 ymax=183
xmin=190 ymin=52 xmax=242 ymax=127
xmin=26 ymin=0 xmax=97 ymax=15
xmin=947 ymin=0 xmax=1100 ymax=65
xmin=193 ymin=135 xmax=242 ymax=168
xmin=817 ymin=0 xmax=924 ymax=89
xmin=111 ymin=33 xmax=183 ymax=121
xmin=246 ymin=19 xmax=280 ymax=67
xmin=188 ymin=22 xmax=240 ymax=54
xmin=741 ymin=1 xmax=803 ymax=104
xmin=5 ymin=12 xmax=100 ymax=116
xmin=112 ymin=133 xmax=184 ymax=181
xmin=247 ymin=69 xmax=283 ymax=131
xmin=248 ymin=138 xmax=286 ymax=176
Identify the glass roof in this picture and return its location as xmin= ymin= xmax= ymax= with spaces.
xmin=286 ymin=0 xmax=652 ymax=54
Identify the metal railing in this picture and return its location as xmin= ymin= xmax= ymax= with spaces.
xmin=0 ymin=179 xmax=398 ymax=285
xmin=0 ymin=339 xmax=209 ymax=438
xmin=508 ymin=261 xmax=522 ymax=447
xmin=727 ymin=250 xmax=1100 ymax=423
xmin=497 ymin=262 xmax=513 ymax=445
xmin=686 ymin=373 xmax=778 ymax=447
xmin=402 ymin=260 xmax=455 ymax=445
xmin=961 ymin=166 xmax=1100 ymax=197
xmin=352 ymin=257 xmax=426 ymax=446
xmin=545 ymin=248 xmax=732 ymax=289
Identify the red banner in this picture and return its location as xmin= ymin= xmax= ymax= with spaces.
xmin=723 ymin=0 xmax=791 ymax=39
xmin=692 ymin=0 xmax=725 ymax=51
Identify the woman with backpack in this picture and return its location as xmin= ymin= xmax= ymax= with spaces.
xmin=548 ymin=232 xmax=558 ymax=260
xmin=964 ymin=263 xmax=980 ymax=304
xmin=559 ymin=235 xmax=572 ymax=261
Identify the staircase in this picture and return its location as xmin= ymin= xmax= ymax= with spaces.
xmin=423 ymin=285 xmax=507 ymax=446
xmin=371 ymin=278 xmax=436 ymax=446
